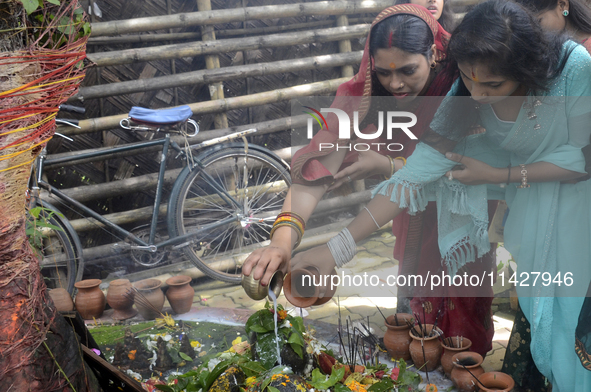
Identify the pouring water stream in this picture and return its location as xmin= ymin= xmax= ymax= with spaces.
xmin=268 ymin=288 xmax=282 ymax=366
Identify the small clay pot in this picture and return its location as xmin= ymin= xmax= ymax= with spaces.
xmin=74 ymin=279 xmax=106 ymax=320
xmin=283 ymin=266 xmax=337 ymax=307
xmin=106 ymin=279 xmax=137 ymax=320
xmin=241 ymin=270 xmax=283 ymax=301
xmin=48 ymin=288 xmax=74 ymax=312
xmin=441 ymin=336 xmax=473 ymax=377
xmin=383 ymin=313 xmax=413 ymax=361
xmin=450 ymin=351 xmax=485 ymax=392
xmin=133 ymin=278 xmax=165 ymax=320
xmin=477 ymin=372 xmax=515 ymax=392
xmin=408 ymin=324 xmax=442 ymax=372
xmin=165 ymin=275 xmax=195 ymax=314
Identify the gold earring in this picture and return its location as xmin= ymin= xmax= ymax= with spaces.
xmin=430 ymin=62 xmax=437 ymax=69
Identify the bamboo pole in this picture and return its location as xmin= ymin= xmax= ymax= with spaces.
xmin=336 ymin=15 xmax=355 ymax=78
xmin=86 ymin=17 xmax=375 ymax=45
xmin=71 ymin=51 xmax=362 ymax=101
xmin=197 ymin=0 xmax=228 ymax=129
xmin=86 ymin=24 xmax=369 ymax=67
xmin=89 ymin=1 xmax=393 ymax=37
xmin=60 ymin=77 xmax=348 ymax=136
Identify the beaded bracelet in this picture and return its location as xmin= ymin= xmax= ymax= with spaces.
xmin=517 ymin=164 xmax=530 ymax=189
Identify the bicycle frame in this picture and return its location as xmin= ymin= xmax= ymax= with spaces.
xmin=33 ymin=129 xmax=258 ymax=253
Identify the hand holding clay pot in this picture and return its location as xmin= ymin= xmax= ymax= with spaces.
xmin=383 ymin=313 xmax=413 ymax=361
xmin=74 ymin=279 xmax=106 ymax=320
xmin=283 ymin=266 xmax=337 ymax=307
xmin=450 ymin=351 xmax=485 ymax=392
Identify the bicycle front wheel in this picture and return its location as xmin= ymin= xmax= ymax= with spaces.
xmin=31 ymin=203 xmax=83 ymax=294
xmin=168 ymin=146 xmax=291 ymax=283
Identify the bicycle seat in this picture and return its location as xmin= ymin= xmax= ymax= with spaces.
xmin=129 ymin=105 xmax=193 ymax=124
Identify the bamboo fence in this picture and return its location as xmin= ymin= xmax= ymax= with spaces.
xmin=47 ymin=0 xmax=478 ymax=269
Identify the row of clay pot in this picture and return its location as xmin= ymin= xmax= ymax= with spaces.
xmin=382 ymin=313 xmax=514 ymax=392
xmin=48 ymin=275 xmax=195 ymax=320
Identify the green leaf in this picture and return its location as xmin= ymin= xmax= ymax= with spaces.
xmin=290 ymin=316 xmax=305 ymax=334
xmin=179 ymin=352 xmax=193 ymax=362
xmin=239 ymin=361 xmax=267 ymax=377
xmin=204 ymin=360 xmax=232 ymax=391
xmin=58 ymin=16 xmax=76 ymax=35
xmin=289 ymin=341 xmax=303 ymax=359
xmin=154 ymin=386 xmax=175 ymax=392
xmin=309 ymin=366 xmax=345 ymax=390
xmin=266 ymin=387 xmax=281 ymax=392
xmin=246 ymin=311 xmax=274 ymax=334
xmin=287 ymin=332 xmax=305 ymax=347
xmin=368 ymin=378 xmax=395 ymax=392
xmin=82 ymin=22 xmax=91 ymax=36
xmin=19 ymin=0 xmax=39 ymax=14
xmin=46 ymin=0 xmax=61 ymax=5
xmin=334 ymin=384 xmax=352 ymax=392
xmin=257 ymin=333 xmax=281 ymax=369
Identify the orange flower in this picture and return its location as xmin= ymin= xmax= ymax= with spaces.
xmin=426 ymin=384 xmax=438 ymax=392
xmin=277 ymin=309 xmax=288 ymax=320
xmin=128 ymin=350 xmax=137 ymax=360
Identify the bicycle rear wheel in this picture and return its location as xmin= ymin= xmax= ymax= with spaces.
xmin=168 ymin=145 xmax=290 ymax=283
xmin=30 ymin=202 xmax=83 ymax=294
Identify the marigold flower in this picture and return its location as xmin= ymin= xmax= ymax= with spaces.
xmin=426 ymin=384 xmax=438 ymax=392
xmin=127 ymin=350 xmax=137 ymax=360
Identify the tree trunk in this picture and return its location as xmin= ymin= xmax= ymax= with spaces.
xmin=0 ymin=1 xmax=100 ymax=389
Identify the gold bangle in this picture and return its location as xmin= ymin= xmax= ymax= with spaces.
xmin=394 ymin=156 xmax=407 ymax=167
xmin=517 ymin=164 xmax=530 ymax=189
xmin=383 ymin=156 xmax=395 ymax=180
xmin=269 ymin=222 xmax=303 ymax=248
xmin=274 ymin=216 xmax=304 ymax=234
xmin=277 ymin=211 xmax=306 ymax=229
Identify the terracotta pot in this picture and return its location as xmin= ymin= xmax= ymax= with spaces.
xmin=477 ymin=372 xmax=515 ymax=392
xmin=133 ymin=278 xmax=165 ymax=320
xmin=284 ymin=266 xmax=337 ymax=307
xmin=450 ymin=351 xmax=485 ymax=392
xmin=383 ymin=313 xmax=413 ymax=361
xmin=165 ymin=275 xmax=195 ymax=314
xmin=441 ymin=337 xmax=473 ymax=377
xmin=106 ymin=279 xmax=137 ymax=320
xmin=408 ymin=324 xmax=442 ymax=372
xmin=48 ymin=288 xmax=74 ymax=312
xmin=74 ymin=279 xmax=106 ymax=319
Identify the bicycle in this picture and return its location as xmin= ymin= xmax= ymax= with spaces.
xmin=30 ymin=104 xmax=291 ymax=293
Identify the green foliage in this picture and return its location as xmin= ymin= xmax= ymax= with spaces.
xmin=245 ymin=301 xmax=306 ymax=367
xmin=308 ymin=366 xmax=346 ymax=390
xmin=26 ymin=206 xmax=64 ymax=258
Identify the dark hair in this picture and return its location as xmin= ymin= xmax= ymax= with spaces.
xmin=448 ymin=0 xmax=570 ymax=94
xmin=394 ymin=0 xmax=456 ymax=32
xmin=516 ymin=0 xmax=591 ymax=35
xmin=370 ymin=14 xmax=435 ymax=60
xmin=422 ymin=0 xmax=572 ymax=145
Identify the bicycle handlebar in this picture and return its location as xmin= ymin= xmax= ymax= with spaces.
xmin=59 ymin=104 xmax=86 ymax=114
